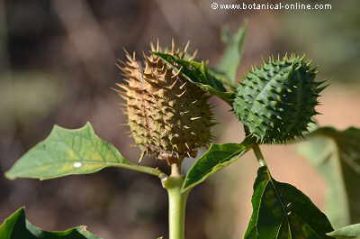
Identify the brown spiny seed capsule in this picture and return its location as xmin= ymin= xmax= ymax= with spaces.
xmin=117 ymin=42 xmax=214 ymax=164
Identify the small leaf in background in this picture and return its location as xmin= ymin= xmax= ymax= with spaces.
xmin=217 ymin=23 xmax=247 ymax=83
xmin=154 ymin=52 xmax=235 ymax=104
xmin=328 ymin=223 xmax=360 ymax=239
xmin=299 ymin=127 xmax=360 ymax=228
xmin=5 ymin=122 xmax=163 ymax=180
xmin=245 ymin=166 xmax=333 ymax=239
xmin=0 ymin=208 xmax=101 ymax=239
xmin=182 ymin=139 xmax=253 ymax=192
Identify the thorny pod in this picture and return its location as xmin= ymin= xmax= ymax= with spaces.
xmin=233 ymin=55 xmax=326 ymax=144
xmin=117 ymin=42 xmax=214 ymax=164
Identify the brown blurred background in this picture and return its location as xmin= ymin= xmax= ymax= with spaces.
xmin=0 ymin=0 xmax=359 ymax=238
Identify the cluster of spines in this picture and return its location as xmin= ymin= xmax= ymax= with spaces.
xmin=117 ymin=41 xmax=214 ymax=164
xmin=233 ymin=54 xmax=326 ymax=144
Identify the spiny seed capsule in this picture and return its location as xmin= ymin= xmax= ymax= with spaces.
xmin=233 ymin=55 xmax=326 ymax=144
xmin=117 ymin=42 xmax=214 ymax=164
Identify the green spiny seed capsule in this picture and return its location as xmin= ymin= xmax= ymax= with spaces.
xmin=117 ymin=42 xmax=214 ymax=164
xmin=233 ymin=55 xmax=326 ymax=144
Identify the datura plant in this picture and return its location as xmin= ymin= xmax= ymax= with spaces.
xmin=2 ymin=24 xmax=360 ymax=239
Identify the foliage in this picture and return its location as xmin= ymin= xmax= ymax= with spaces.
xmin=299 ymin=127 xmax=360 ymax=227
xmin=328 ymin=223 xmax=360 ymax=239
xmin=182 ymin=138 xmax=253 ymax=192
xmin=0 ymin=208 xmax=101 ymax=239
xmin=6 ymin=122 xmax=163 ymax=180
xmin=154 ymin=52 xmax=235 ymax=104
xmin=217 ymin=23 xmax=247 ymax=84
xmin=245 ymin=166 xmax=333 ymax=239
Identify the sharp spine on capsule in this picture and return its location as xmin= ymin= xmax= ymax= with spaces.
xmin=177 ymin=90 xmax=187 ymax=98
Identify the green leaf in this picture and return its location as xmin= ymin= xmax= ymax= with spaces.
xmin=182 ymin=138 xmax=253 ymax=192
xmin=328 ymin=224 xmax=360 ymax=239
xmin=5 ymin=122 xmax=164 ymax=180
xmin=0 ymin=208 xmax=101 ymax=239
xmin=207 ymin=68 xmax=237 ymax=91
xmin=245 ymin=166 xmax=333 ymax=239
xmin=154 ymin=52 xmax=235 ymax=104
xmin=217 ymin=23 xmax=247 ymax=83
xmin=299 ymin=127 xmax=360 ymax=227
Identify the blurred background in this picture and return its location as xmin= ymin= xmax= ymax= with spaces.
xmin=0 ymin=0 xmax=359 ymax=238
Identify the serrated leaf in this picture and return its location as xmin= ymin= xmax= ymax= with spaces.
xmin=299 ymin=127 xmax=360 ymax=227
xmin=0 ymin=208 xmax=101 ymax=239
xmin=245 ymin=166 xmax=333 ymax=239
xmin=217 ymin=23 xmax=247 ymax=83
xmin=182 ymin=138 xmax=253 ymax=192
xmin=154 ymin=52 xmax=235 ymax=104
xmin=328 ymin=224 xmax=360 ymax=238
xmin=5 ymin=122 xmax=163 ymax=180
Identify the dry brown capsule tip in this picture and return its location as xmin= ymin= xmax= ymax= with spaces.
xmin=118 ymin=42 xmax=214 ymax=164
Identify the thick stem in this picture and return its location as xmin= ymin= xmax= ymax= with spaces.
xmin=162 ymin=163 xmax=189 ymax=239
xmin=167 ymin=181 xmax=188 ymax=239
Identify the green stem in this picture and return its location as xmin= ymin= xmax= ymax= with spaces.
xmin=243 ymin=126 xmax=267 ymax=167
xmin=252 ymin=144 xmax=267 ymax=167
xmin=162 ymin=164 xmax=189 ymax=239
